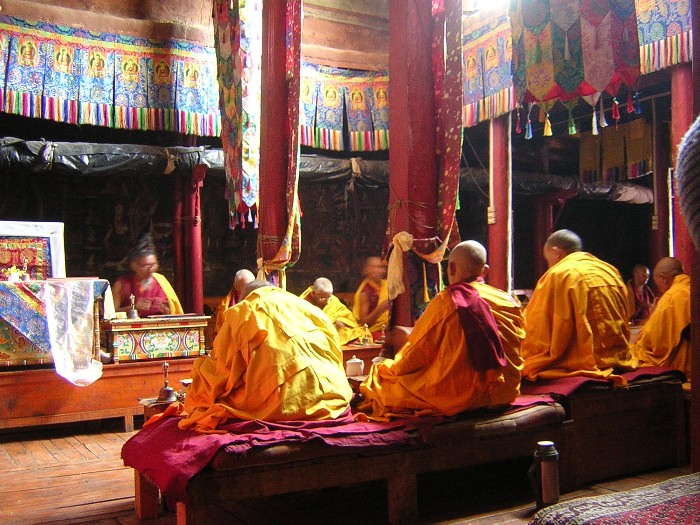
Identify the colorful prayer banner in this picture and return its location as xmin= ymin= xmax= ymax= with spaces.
xmin=301 ymin=63 xmax=390 ymax=152
xmin=0 ymin=15 xmax=220 ymax=136
xmin=635 ymin=0 xmax=693 ymax=74
xmin=461 ymin=8 xmax=516 ymax=127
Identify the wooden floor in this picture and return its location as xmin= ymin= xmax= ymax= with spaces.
xmin=0 ymin=417 xmax=692 ymax=525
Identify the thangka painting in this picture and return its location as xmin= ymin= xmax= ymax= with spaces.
xmin=461 ymin=8 xmax=515 ymax=127
xmin=301 ymin=63 xmax=389 ymax=152
xmin=635 ymin=0 xmax=693 ymax=74
xmin=0 ymin=15 xmax=220 ymax=136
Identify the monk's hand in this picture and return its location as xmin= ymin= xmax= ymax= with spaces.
xmin=135 ymin=297 xmax=152 ymax=311
xmin=334 ymin=320 xmax=344 ymax=329
xmin=377 ymin=300 xmax=389 ymax=312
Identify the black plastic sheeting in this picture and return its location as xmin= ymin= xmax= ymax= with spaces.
xmin=0 ymin=137 xmax=652 ymax=201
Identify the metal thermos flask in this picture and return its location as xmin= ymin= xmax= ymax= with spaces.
xmin=528 ymin=440 xmax=560 ymax=509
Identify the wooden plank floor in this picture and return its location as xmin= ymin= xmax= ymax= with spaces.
xmin=0 ymin=417 xmax=692 ymax=525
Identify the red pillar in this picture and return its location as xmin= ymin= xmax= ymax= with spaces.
xmin=488 ymin=114 xmax=511 ymax=291
xmin=258 ymin=0 xmax=288 ymax=273
xmin=690 ymin=0 xmax=700 ymax=474
xmin=649 ymin=99 xmax=671 ymax=265
xmin=173 ymin=175 xmax=185 ymax=304
xmin=388 ymin=0 xmax=437 ymax=326
xmin=671 ymin=64 xmax=694 ymax=272
xmin=183 ymin=165 xmax=206 ymax=314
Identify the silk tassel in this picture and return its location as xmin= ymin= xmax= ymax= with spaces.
xmin=599 ymin=98 xmax=608 ymax=128
xmin=612 ymin=97 xmax=620 ymax=127
xmin=567 ymin=108 xmax=576 ymax=135
xmin=591 ymin=108 xmax=599 ymax=136
xmin=634 ymin=92 xmax=642 ymax=114
xmin=543 ymin=113 xmax=552 ymax=137
xmin=626 ymin=91 xmax=634 ymax=113
xmin=515 ymin=107 xmax=522 ymax=134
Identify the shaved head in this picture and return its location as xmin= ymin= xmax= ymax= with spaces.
xmin=240 ymin=279 xmax=273 ymax=300
xmin=652 ymin=257 xmax=684 ymax=295
xmin=312 ymin=277 xmax=333 ymax=295
xmin=233 ymin=269 xmax=255 ymax=294
xmin=448 ymin=240 xmax=487 ymax=285
xmin=543 ymin=229 xmax=582 ymax=268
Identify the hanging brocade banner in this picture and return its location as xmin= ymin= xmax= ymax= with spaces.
xmin=635 ymin=0 xmax=693 ymax=74
xmin=239 ymin=0 xmax=262 ymax=223
xmin=461 ymin=8 xmax=516 ymax=127
xmin=301 ymin=63 xmax=389 ymax=152
xmin=509 ymin=0 xmax=639 ymax=131
xmin=0 ymin=15 xmax=220 ymax=136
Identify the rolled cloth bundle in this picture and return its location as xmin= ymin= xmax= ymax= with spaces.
xmin=676 ymin=114 xmax=700 ymax=250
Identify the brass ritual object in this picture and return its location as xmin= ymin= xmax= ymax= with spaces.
xmin=127 ymin=293 xmax=139 ymax=319
xmin=156 ymin=362 xmax=178 ymax=403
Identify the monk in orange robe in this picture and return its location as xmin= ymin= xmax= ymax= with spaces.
xmin=300 ymin=277 xmax=366 ymax=345
xmin=352 ymin=256 xmax=389 ymax=338
xmin=213 ymin=269 xmax=255 ymax=338
xmin=521 ymin=230 xmax=637 ymax=385
xmin=631 ymin=257 xmax=691 ymax=380
xmin=181 ymin=281 xmax=353 ymax=432
xmin=358 ymin=241 xmax=520 ymax=420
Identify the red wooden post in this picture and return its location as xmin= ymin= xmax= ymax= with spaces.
xmin=184 ymin=165 xmax=206 ymax=314
xmin=388 ymin=0 xmax=437 ymax=326
xmin=488 ymin=114 xmax=511 ymax=291
xmin=671 ymin=63 xmax=694 ymax=273
xmin=258 ymin=0 xmax=288 ymax=274
xmin=649 ymin=99 xmax=671 ymax=265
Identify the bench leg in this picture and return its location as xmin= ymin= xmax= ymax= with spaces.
xmin=134 ymin=470 xmax=160 ymax=520
xmin=387 ymin=474 xmax=417 ymax=524
xmin=123 ymin=414 xmax=135 ymax=433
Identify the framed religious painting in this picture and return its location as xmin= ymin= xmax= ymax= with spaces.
xmin=0 ymin=221 xmax=66 ymax=280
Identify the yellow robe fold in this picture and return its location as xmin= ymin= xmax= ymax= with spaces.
xmin=352 ymin=277 xmax=389 ymax=334
xmin=631 ymin=274 xmax=691 ymax=380
xmin=358 ymin=285 xmax=519 ymax=420
xmin=214 ymin=289 xmax=236 ymax=338
xmin=522 ymin=252 xmax=636 ymax=384
xmin=299 ymin=287 xmax=367 ymax=345
xmin=152 ymin=272 xmax=184 ymax=314
xmin=180 ymin=286 xmax=353 ymax=432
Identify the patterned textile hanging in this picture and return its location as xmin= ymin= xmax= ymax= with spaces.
xmin=461 ymin=7 xmax=515 ymax=127
xmin=636 ymin=0 xmax=693 ymax=74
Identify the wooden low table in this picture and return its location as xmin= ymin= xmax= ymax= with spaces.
xmin=0 ymin=358 xmax=195 ymax=431
xmin=101 ymin=315 xmax=209 ymax=363
xmin=341 ymin=343 xmax=383 ymax=373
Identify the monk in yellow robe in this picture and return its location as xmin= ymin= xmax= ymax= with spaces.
xmin=300 ymin=277 xmax=367 ymax=345
xmin=213 ymin=269 xmax=255 ymax=338
xmin=352 ymin=256 xmax=389 ymax=338
xmin=180 ymin=281 xmax=353 ymax=432
xmin=522 ymin=229 xmax=637 ymax=384
xmin=631 ymin=257 xmax=691 ymax=380
xmin=358 ymin=241 xmax=519 ymax=420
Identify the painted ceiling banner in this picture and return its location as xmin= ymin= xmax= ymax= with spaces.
xmin=301 ymin=63 xmax=390 ymax=152
xmin=0 ymin=15 xmax=221 ymax=136
xmin=461 ymin=7 xmax=515 ymax=127
xmin=635 ymin=0 xmax=693 ymax=75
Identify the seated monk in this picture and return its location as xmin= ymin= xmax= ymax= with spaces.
xmin=111 ymin=233 xmax=183 ymax=317
xmin=180 ymin=280 xmax=353 ymax=431
xmin=352 ymin=256 xmax=389 ymax=339
xmin=521 ymin=229 xmax=637 ymax=384
xmin=626 ymin=263 xmax=655 ymax=324
xmin=357 ymin=240 xmax=520 ymax=420
xmin=299 ymin=277 xmax=367 ymax=345
xmin=631 ymin=257 xmax=691 ymax=380
xmin=213 ymin=269 xmax=255 ymax=338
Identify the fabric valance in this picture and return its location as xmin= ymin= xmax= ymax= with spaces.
xmin=0 ymin=15 xmax=221 ymax=137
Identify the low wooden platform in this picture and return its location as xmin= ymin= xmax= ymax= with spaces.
xmin=0 ymin=358 xmax=196 ymax=431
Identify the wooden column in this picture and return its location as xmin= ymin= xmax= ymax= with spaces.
xmin=649 ymin=98 xmax=671 ymax=265
xmin=671 ymin=64 xmax=694 ymax=272
xmin=258 ymin=0 xmax=288 ymax=274
xmin=173 ymin=175 xmax=185 ymax=303
xmin=184 ymin=165 xmax=206 ymax=314
xmin=690 ymin=0 xmax=700 ymax=474
xmin=487 ymin=114 xmax=512 ymax=291
xmin=388 ymin=0 xmax=437 ymax=326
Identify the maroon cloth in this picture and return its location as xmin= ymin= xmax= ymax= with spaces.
xmin=520 ymin=366 xmax=686 ymax=397
xmin=121 ymin=395 xmax=558 ymax=507
xmin=628 ymin=280 xmax=654 ymax=323
xmin=114 ymin=274 xmax=169 ymax=316
xmin=447 ymin=281 xmax=506 ymax=371
xmin=121 ymin=407 xmax=418 ymax=506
